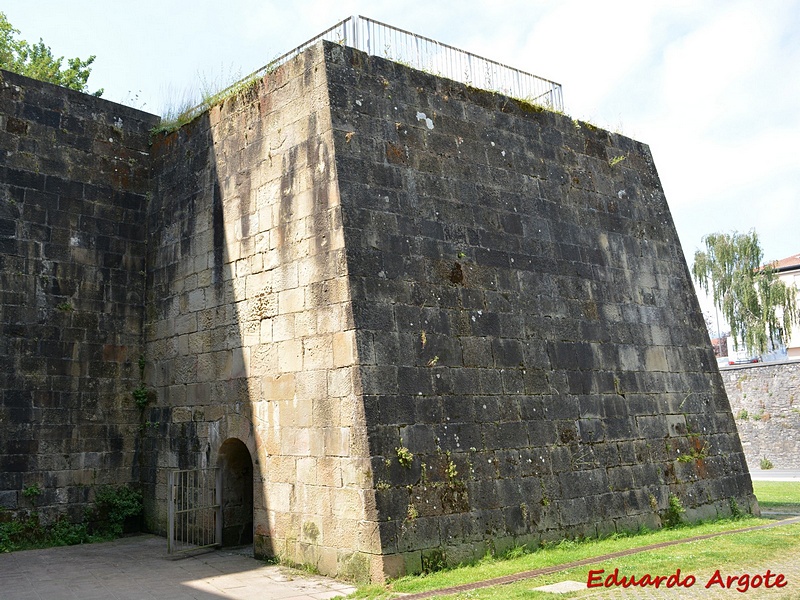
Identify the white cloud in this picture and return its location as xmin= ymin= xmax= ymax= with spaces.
xmin=658 ymin=5 xmax=772 ymax=131
xmin=3 ymin=0 xmax=798 ymax=263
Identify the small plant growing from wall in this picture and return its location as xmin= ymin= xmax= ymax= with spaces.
xmin=608 ymin=155 xmax=627 ymax=167
xmin=152 ymin=69 xmax=263 ymax=135
xmin=664 ymin=494 xmax=686 ymax=528
xmin=729 ymin=497 xmax=745 ymax=519
xmin=396 ymin=446 xmax=414 ymax=469
xmin=406 ymin=502 xmax=418 ymax=521
xmin=445 ymin=457 xmax=458 ymax=481
xmin=132 ymin=355 xmax=153 ymax=411
xmin=21 ymin=483 xmax=42 ymax=505
xmin=677 ymin=440 xmax=709 ymax=463
xmin=760 ymin=457 xmax=774 ymax=470
xmin=132 ymin=384 xmax=150 ymax=410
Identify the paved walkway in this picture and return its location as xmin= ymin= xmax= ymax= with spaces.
xmin=2 ymin=515 xmax=798 ymax=599
xmin=749 ymin=468 xmax=800 ymax=481
xmin=0 ymin=535 xmax=356 ymax=600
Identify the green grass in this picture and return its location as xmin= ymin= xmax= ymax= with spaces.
xmin=350 ymin=521 xmax=800 ymax=599
xmin=429 ymin=523 xmax=800 ymax=599
xmin=152 ymin=61 xmax=277 ymax=135
xmin=350 ymin=482 xmax=800 ymax=599
xmin=753 ymin=481 xmax=800 ymax=507
xmin=349 ymin=516 xmax=785 ymax=598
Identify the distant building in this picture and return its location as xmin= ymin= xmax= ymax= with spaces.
xmin=774 ymin=253 xmax=800 ymax=359
xmin=710 ymin=335 xmax=729 ymax=358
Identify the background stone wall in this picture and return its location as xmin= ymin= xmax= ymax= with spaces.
xmin=722 ymin=361 xmax=800 ymax=469
xmin=0 ymin=69 xmax=157 ymax=520
xmin=324 ymin=43 xmax=756 ymax=574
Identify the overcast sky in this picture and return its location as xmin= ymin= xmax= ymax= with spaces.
xmin=4 ymin=1 xmax=799 ymax=297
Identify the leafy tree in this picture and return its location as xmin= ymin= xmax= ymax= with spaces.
xmin=0 ymin=11 xmax=102 ymax=96
xmin=692 ymin=230 xmax=798 ymax=355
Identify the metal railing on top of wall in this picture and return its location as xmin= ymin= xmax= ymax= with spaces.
xmin=244 ymin=15 xmax=563 ymax=111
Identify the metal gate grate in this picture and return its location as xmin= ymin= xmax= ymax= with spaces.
xmin=167 ymin=468 xmax=221 ymax=554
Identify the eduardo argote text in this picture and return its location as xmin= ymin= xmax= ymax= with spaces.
xmin=587 ymin=568 xmax=787 ymax=593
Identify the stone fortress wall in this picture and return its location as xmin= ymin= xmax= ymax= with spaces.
xmin=323 ymin=43 xmax=755 ymax=576
xmin=141 ymin=43 xmax=378 ymax=579
xmin=722 ymin=361 xmax=800 ymax=469
xmin=0 ymin=40 xmax=758 ymax=581
xmin=0 ymin=69 xmax=157 ymax=520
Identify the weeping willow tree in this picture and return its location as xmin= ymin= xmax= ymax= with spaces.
xmin=692 ymin=230 xmax=799 ymax=355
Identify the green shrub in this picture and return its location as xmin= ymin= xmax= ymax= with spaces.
xmin=422 ymin=547 xmax=447 ymax=574
xmin=49 ymin=516 xmax=89 ymax=546
xmin=729 ymin=497 xmax=745 ymax=520
xmin=0 ymin=515 xmax=28 ymax=552
xmin=0 ymin=484 xmax=143 ymax=553
xmin=0 ymin=512 xmax=89 ymax=552
xmin=664 ymin=494 xmax=686 ymax=528
xmin=90 ymin=485 xmax=143 ymax=537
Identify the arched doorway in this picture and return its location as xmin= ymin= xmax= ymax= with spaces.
xmin=217 ymin=437 xmax=254 ymax=547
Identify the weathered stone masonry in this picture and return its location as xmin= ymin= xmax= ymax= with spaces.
xmin=1 ymin=40 xmax=757 ymax=582
xmin=142 ymin=45 xmax=377 ymax=579
xmin=324 ymin=44 xmax=756 ymax=575
xmin=0 ymin=69 xmax=158 ymax=519
xmin=723 ymin=362 xmax=800 ymax=469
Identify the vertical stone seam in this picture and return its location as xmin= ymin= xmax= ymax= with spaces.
xmin=318 ymin=40 xmax=383 ymax=559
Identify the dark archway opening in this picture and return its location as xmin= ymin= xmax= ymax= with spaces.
xmin=218 ymin=437 xmax=254 ymax=547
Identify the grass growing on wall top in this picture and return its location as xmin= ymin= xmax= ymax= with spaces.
xmin=151 ymin=68 xmax=266 ymax=135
